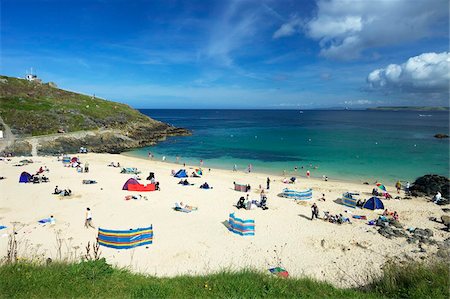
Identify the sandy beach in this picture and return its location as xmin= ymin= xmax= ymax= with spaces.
xmin=0 ymin=153 xmax=446 ymax=287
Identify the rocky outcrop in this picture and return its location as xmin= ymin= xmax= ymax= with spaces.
xmin=1 ymin=121 xmax=190 ymax=156
xmin=37 ymin=125 xmax=189 ymax=155
xmin=434 ymin=133 xmax=449 ymax=139
xmin=2 ymin=140 xmax=32 ymax=156
xmin=410 ymin=174 xmax=450 ymax=199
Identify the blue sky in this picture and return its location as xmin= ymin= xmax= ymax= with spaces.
xmin=1 ymin=0 xmax=449 ymax=108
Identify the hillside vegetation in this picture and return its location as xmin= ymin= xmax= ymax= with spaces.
xmin=0 ymin=75 xmax=156 ymax=136
xmin=0 ymin=259 xmax=448 ymax=298
xmin=0 ymin=75 xmax=189 ymax=155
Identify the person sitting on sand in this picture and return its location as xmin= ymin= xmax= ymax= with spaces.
xmin=393 ymin=211 xmax=399 ymax=221
xmin=282 ymin=178 xmax=289 ymax=184
xmin=200 ymin=182 xmax=211 ymax=189
xmin=54 ymin=186 xmax=61 ymax=194
xmin=236 ymin=196 xmax=246 ymax=209
xmin=384 ymin=192 xmax=392 ymax=200
xmin=339 ymin=214 xmax=351 ymax=224
xmin=319 ymin=193 xmax=326 ymax=201
xmin=155 ymin=182 xmax=160 ymax=191
xmin=382 ymin=209 xmax=389 ymax=216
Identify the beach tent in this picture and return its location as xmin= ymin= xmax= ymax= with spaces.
xmin=128 ymin=183 xmax=156 ymax=192
xmin=122 ymin=178 xmax=140 ymax=190
xmin=363 ymin=197 xmax=384 ymax=210
xmin=98 ymin=226 xmax=153 ymax=249
xmin=228 ymin=213 xmax=255 ymax=236
xmin=71 ymin=157 xmax=79 ymax=163
xmin=174 ymin=169 xmax=188 ymax=178
xmin=19 ymin=171 xmax=32 ymax=183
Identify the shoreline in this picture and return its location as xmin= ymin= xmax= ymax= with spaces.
xmin=121 ymin=151 xmax=396 ymax=187
xmin=0 ymin=153 xmax=446 ymax=288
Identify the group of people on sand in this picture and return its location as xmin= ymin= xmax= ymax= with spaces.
xmin=236 ymin=192 xmax=268 ymax=210
xmin=323 ymin=211 xmax=352 ymax=224
xmin=53 ymin=186 xmax=72 ymax=196
xmin=382 ymin=209 xmax=399 ymax=221
xmin=108 ymin=162 xmax=121 ymax=168
xmin=178 ymin=179 xmax=192 ymax=186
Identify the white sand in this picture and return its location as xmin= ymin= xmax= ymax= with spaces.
xmin=0 ymin=153 xmax=446 ymax=287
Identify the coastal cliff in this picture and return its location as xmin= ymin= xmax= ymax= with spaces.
xmin=0 ymin=75 xmax=190 ymax=155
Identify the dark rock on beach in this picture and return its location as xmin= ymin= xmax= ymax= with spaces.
xmin=410 ymin=174 xmax=450 ymax=199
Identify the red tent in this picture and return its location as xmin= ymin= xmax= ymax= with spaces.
xmin=122 ymin=178 xmax=140 ymax=190
xmin=128 ymin=183 xmax=156 ymax=192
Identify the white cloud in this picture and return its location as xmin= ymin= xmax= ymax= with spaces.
xmin=367 ymin=52 xmax=450 ymax=93
xmin=273 ymin=16 xmax=302 ymax=39
xmin=303 ymin=0 xmax=448 ymax=60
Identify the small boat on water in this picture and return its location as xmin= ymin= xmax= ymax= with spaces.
xmin=419 ymin=114 xmax=432 ymax=117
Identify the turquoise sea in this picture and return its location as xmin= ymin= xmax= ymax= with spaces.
xmin=125 ymin=109 xmax=449 ymax=184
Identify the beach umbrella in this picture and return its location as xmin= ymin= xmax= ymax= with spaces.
xmin=269 ymin=267 xmax=289 ymax=278
xmin=376 ymin=183 xmax=387 ymax=192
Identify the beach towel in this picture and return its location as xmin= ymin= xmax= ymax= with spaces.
xmin=0 ymin=226 xmax=6 ymax=230
xmin=352 ymin=215 xmax=367 ymax=220
xmin=174 ymin=202 xmax=197 ymax=212
xmin=38 ymin=218 xmax=52 ymax=224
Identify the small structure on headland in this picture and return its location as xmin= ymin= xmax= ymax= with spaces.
xmin=25 ymin=68 xmax=42 ymax=83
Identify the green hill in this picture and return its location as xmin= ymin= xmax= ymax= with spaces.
xmin=0 ymin=75 xmax=189 ymax=155
xmin=0 ymin=75 xmax=158 ymax=136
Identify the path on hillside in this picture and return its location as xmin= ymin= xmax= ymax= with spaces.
xmin=22 ymin=129 xmax=132 ymax=156
xmin=0 ymin=115 xmax=15 ymax=152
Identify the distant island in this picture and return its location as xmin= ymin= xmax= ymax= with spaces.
xmin=367 ymin=106 xmax=449 ymax=111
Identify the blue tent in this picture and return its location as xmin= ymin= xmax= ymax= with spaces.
xmin=363 ymin=197 xmax=384 ymax=210
xmin=19 ymin=171 xmax=32 ymax=183
xmin=174 ymin=169 xmax=188 ymax=178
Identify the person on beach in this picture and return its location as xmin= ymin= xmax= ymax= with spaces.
xmin=85 ymin=208 xmax=95 ymax=229
xmin=266 ymin=177 xmax=271 ymax=190
xmin=84 ymin=162 xmax=89 ymax=173
xmin=306 ymin=170 xmax=310 ymax=178
xmin=395 ymin=181 xmax=402 ymax=193
xmin=311 ymin=203 xmax=319 ymax=220
xmin=405 ymin=181 xmax=410 ymax=194
xmin=233 ymin=164 xmax=237 ymax=172
xmin=162 ymin=156 xmax=166 ymax=161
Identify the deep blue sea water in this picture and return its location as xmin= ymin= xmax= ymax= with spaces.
xmin=125 ymin=109 xmax=449 ymax=183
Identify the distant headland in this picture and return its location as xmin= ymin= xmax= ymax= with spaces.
xmin=367 ymin=106 xmax=449 ymax=111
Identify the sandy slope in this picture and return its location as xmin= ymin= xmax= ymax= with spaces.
xmin=0 ymin=153 xmax=446 ymax=287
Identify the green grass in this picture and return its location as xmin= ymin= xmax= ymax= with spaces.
xmin=0 ymin=75 xmax=156 ymax=136
xmin=0 ymin=259 xmax=448 ymax=298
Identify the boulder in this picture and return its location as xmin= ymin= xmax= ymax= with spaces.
xmin=434 ymin=133 xmax=449 ymax=139
xmin=410 ymin=174 xmax=450 ymax=198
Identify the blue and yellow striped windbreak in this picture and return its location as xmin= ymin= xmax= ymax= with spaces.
xmin=98 ymin=226 xmax=153 ymax=249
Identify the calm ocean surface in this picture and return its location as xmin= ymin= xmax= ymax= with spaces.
xmin=125 ymin=109 xmax=449 ymax=183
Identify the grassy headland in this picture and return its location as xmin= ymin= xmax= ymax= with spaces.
xmin=0 ymin=75 xmax=189 ymax=155
xmin=0 ymin=259 xmax=448 ymax=298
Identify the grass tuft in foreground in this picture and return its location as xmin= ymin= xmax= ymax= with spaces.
xmin=0 ymin=258 xmax=448 ymax=298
